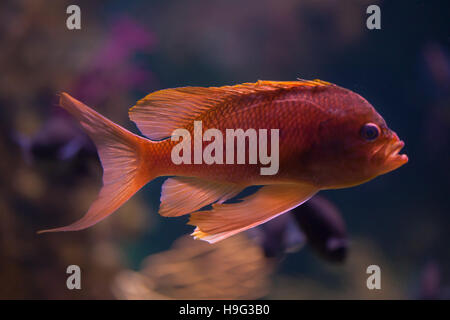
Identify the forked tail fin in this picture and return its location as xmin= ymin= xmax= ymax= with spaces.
xmin=38 ymin=93 xmax=154 ymax=233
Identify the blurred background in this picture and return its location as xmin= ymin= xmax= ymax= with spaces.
xmin=0 ymin=0 xmax=449 ymax=299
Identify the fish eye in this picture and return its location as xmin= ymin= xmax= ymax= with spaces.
xmin=360 ymin=123 xmax=380 ymax=141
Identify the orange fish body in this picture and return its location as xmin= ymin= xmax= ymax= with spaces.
xmin=39 ymin=80 xmax=407 ymax=243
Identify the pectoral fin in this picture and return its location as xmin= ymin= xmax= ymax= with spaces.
xmin=189 ymin=183 xmax=318 ymax=243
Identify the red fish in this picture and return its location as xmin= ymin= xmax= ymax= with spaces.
xmin=39 ymin=80 xmax=408 ymax=243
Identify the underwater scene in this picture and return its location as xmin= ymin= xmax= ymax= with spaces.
xmin=0 ymin=0 xmax=449 ymax=301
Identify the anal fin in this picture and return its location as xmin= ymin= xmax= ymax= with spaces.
xmin=189 ymin=183 xmax=318 ymax=243
xmin=159 ymin=177 xmax=243 ymax=217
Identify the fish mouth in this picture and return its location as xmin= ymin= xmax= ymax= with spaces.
xmin=385 ymin=140 xmax=408 ymax=162
xmin=377 ymin=139 xmax=408 ymax=173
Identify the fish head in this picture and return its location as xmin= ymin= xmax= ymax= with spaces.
xmin=310 ymin=91 xmax=408 ymax=188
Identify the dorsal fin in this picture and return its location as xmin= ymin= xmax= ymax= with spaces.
xmin=129 ymin=80 xmax=333 ymax=140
